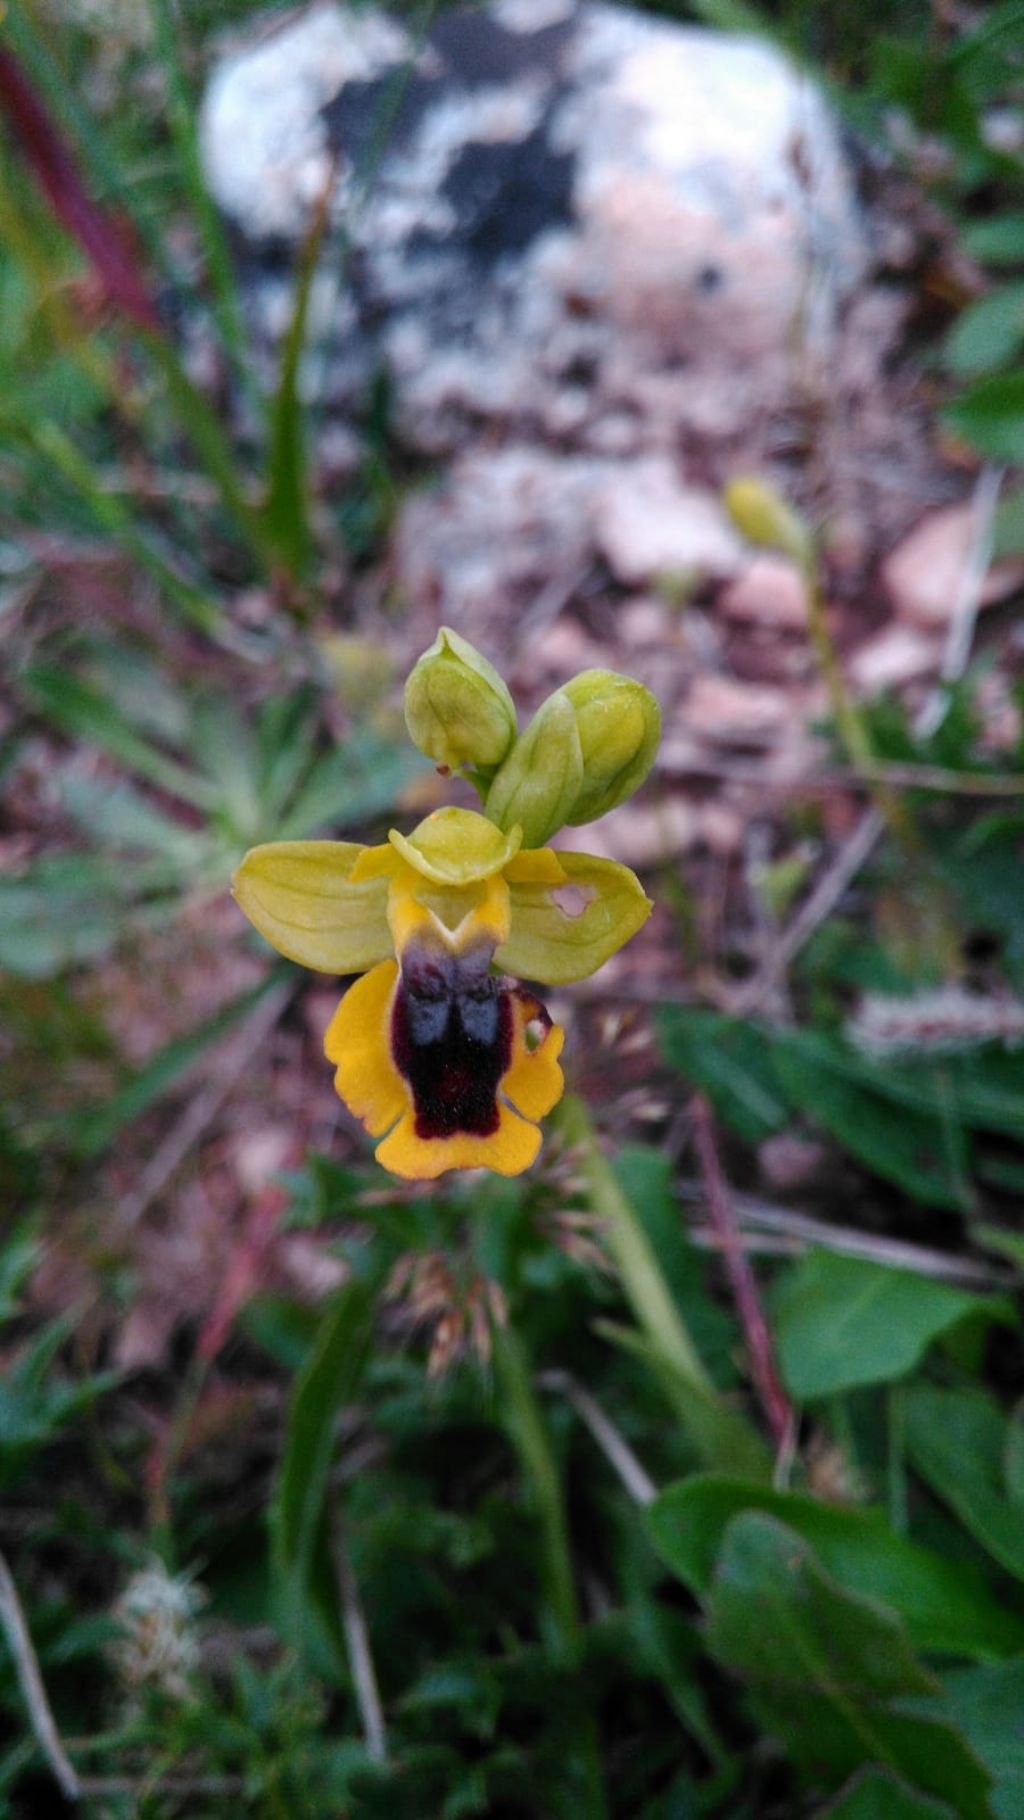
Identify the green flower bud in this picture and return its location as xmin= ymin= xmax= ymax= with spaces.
xmin=485 ymin=690 xmax=583 ymax=849
xmin=723 ymin=477 xmax=813 ymax=567
xmin=404 ymin=627 xmax=517 ymax=772
xmin=561 ymin=669 xmax=660 ymax=825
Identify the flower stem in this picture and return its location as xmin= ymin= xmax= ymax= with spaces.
xmin=556 ymin=1095 xmax=770 ymax=1479
xmin=493 ymin=1325 xmax=608 ymax=1818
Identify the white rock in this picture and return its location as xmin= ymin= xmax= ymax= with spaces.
xmin=199 ymin=1 xmax=869 ymax=450
xmin=718 ymin=553 xmax=809 ymax=629
xmin=848 ymin=623 xmax=939 ymax=695
xmin=685 ymin=674 xmax=793 ymax=744
xmin=593 ymin=458 xmax=742 ymax=586
xmin=882 ymin=503 xmax=1024 ymax=628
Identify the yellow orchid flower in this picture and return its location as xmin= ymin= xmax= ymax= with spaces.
xmin=233 ymin=807 xmax=651 ymax=1181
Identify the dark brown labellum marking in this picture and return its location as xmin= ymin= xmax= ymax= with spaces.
xmin=392 ymin=940 xmax=513 ymax=1141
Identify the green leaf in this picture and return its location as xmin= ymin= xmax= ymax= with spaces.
xmin=275 ymin=734 xmax=425 ymax=839
xmin=772 ymin=1251 xmax=1007 ymax=1399
xmin=647 ymin=1474 xmax=1024 ymax=1659
xmin=962 ymin=215 xmax=1024 ymax=265
xmin=946 ymin=284 xmax=1024 ymax=377
xmin=22 ymin=663 xmax=215 ymax=810
xmin=817 ymin=1767 xmax=959 ymax=1817
xmin=941 ymin=1660 xmax=1024 ymax=1820
xmin=944 ymin=369 xmax=1024 ymax=463
xmin=260 ymin=164 xmax=334 ymax=579
xmin=768 ymin=1030 xmax=972 ymax=1210
xmin=656 ymin=1006 xmax=789 ymax=1142
xmin=271 ymin=1279 xmax=375 ymax=1652
xmin=706 ymin=1513 xmax=994 ymax=1818
xmin=905 ymin=1387 xmax=1024 ymax=1581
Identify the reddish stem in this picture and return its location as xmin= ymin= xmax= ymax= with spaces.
xmin=691 ymin=1092 xmax=793 ymax=1451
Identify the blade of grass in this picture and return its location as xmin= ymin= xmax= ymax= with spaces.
xmin=147 ymin=0 xmax=259 ymax=414
xmin=22 ymin=660 xmax=218 ymax=812
xmin=493 ymin=1324 xmax=609 ymax=1818
xmin=556 ymin=1095 xmax=770 ymax=1479
xmin=262 ymin=159 xmax=337 ymax=583
xmin=0 ymin=45 xmax=277 ymax=572
xmin=22 ymin=420 xmax=228 ymax=640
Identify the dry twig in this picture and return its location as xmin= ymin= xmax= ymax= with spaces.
xmin=0 ymin=1547 xmax=80 ymax=1801
xmin=538 ymin=1371 xmax=657 ymax=1506
xmin=331 ymin=1509 xmax=388 ymax=1764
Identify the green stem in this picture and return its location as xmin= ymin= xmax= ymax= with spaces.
xmin=556 ymin=1096 xmax=770 ymax=1479
xmin=493 ymin=1326 xmax=608 ymax=1819
xmin=494 ymin=1325 xmax=580 ymax=1660
xmin=801 ymin=554 xmax=915 ymax=850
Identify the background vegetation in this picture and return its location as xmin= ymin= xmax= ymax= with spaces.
xmin=2 ymin=0 xmax=1024 ymax=1815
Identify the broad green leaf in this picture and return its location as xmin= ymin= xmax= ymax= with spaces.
xmin=706 ymin=1513 xmax=994 ymax=1818
xmin=772 ymin=1251 xmax=1007 ymax=1399
xmin=817 ymin=1767 xmax=959 ymax=1817
xmin=647 ymin=1474 xmax=1024 ymax=1659
xmin=944 ymin=370 xmax=1024 ymax=463
xmin=275 ymin=733 xmax=424 ymax=840
xmin=946 ymin=284 xmax=1024 ymax=377
xmin=22 ymin=663 xmax=215 ymax=810
xmin=656 ymin=1006 xmax=789 ymax=1143
xmin=61 ymin=773 xmax=206 ymax=862
xmin=233 ymin=841 xmax=392 ymax=973
xmin=993 ymin=490 xmax=1024 ymax=559
xmin=941 ymin=1660 xmax=1024 ymax=1820
xmin=0 ymin=853 xmax=174 ymax=978
xmin=905 ymin=1388 xmax=1024 ymax=1581
xmin=963 ymin=215 xmax=1024 ymax=265
xmin=768 ymin=1031 xmax=972 ymax=1210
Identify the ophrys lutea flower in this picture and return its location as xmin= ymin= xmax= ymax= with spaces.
xmin=234 ymin=806 xmax=651 ymax=1180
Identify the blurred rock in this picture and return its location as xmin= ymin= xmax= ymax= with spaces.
xmin=593 ymin=460 xmax=741 ymax=587
xmin=882 ymin=503 xmax=1024 ymax=628
xmin=718 ymin=554 xmax=810 ymax=630
xmin=848 ymin=623 xmax=939 ymax=695
xmin=684 ymin=674 xmax=794 ymax=745
xmin=200 ymin=0 xmax=868 ymax=454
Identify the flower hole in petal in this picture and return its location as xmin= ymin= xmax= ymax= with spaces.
xmin=524 ymin=1015 xmax=547 ymax=1053
xmin=551 ymin=883 xmax=595 ymax=919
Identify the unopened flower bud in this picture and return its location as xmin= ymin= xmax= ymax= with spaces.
xmin=486 ymin=689 xmax=583 ymax=849
xmin=724 ymin=477 xmax=813 ymax=567
xmin=561 ymin=669 xmax=660 ymax=825
xmin=404 ymin=627 xmax=517 ymax=772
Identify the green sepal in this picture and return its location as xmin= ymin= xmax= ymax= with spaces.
xmin=403 ymin=626 xmax=517 ymax=771
xmin=233 ymin=841 xmax=391 ymax=973
xmin=485 ymin=690 xmax=584 ymax=848
xmin=497 ymin=852 xmax=653 ymax=984
xmin=562 ymin=669 xmax=661 ymax=824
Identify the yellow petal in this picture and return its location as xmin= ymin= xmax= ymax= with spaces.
xmin=387 ymin=867 xmax=511 ymax=955
xmin=497 ymin=852 xmax=652 ymax=985
xmin=389 ymin=807 xmax=522 ymax=885
xmin=376 ymin=1102 xmax=542 ymax=1180
xmin=324 ymin=960 xmax=407 ymax=1137
xmin=503 ymin=847 xmax=568 ymax=886
xmin=502 ymin=995 xmax=565 ymax=1122
xmin=234 ymin=841 xmax=391 ymax=973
